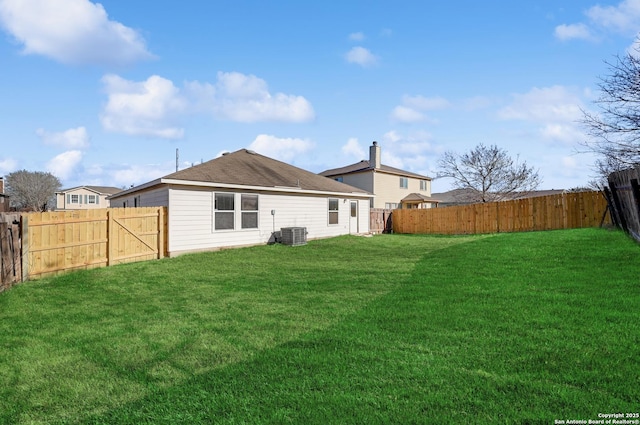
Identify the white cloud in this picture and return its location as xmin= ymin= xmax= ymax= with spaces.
xmin=555 ymin=0 xmax=640 ymax=41
xmin=554 ymin=23 xmax=592 ymax=41
xmin=36 ymin=126 xmax=89 ymax=149
xmin=109 ymin=163 xmax=170 ymax=188
xmin=0 ymin=0 xmax=154 ymax=66
xmin=402 ymin=95 xmax=450 ymax=110
xmin=498 ymin=85 xmax=586 ymax=144
xmin=46 ymin=150 xmax=83 ymax=180
xmin=100 ymin=74 xmax=186 ymax=139
xmin=391 ymin=94 xmax=450 ymax=123
xmin=248 ymin=134 xmax=314 ymax=163
xmin=0 ymin=157 xmax=18 ymax=175
xmin=345 ymin=46 xmax=378 ymax=67
xmin=341 ymin=137 xmax=366 ymax=158
xmin=380 ymin=130 xmax=440 ymax=172
xmin=498 ymin=86 xmax=583 ymax=122
xmin=348 ymin=32 xmax=365 ymax=41
xmin=186 ymin=71 xmax=315 ymax=123
xmin=391 ymin=106 xmax=424 ymax=123
xmin=586 ymin=0 xmax=640 ymax=34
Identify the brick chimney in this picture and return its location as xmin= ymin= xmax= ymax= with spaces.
xmin=369 ymin=141 xmax=381 ymax=169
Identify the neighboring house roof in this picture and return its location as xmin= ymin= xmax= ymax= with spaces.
xmin=320 ymin=160 xmax=431 ymax=180
xmin=401 ymin=193 xmax=441 ymax=204
xmin=57 ymin=186 xmax=122 ymax=195
xmin=110 ymin=149 xmax=373 ymax=199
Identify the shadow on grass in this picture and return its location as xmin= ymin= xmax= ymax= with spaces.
xmin=71 ymin=230 xmax=639 ymax=425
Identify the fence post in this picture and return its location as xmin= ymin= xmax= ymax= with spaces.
xmin=10 ymin=220 xmax=21 ymax=283
xmin=107 ymin=209 xmax=113 ymax=266
xmin=158 ymin=207 xmax=165 ymax=259
xmin=20 ymin=214 xmax=28 ymax=282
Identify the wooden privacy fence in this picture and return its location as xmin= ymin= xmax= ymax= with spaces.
xmin=393 ymin=191 xmax=610 ymax=235
xmin=22 ymin=207 xmax=167 ymax=280
xmin=0 ymin=213 xmax=21 ymax=291
xmin=606 ymin=166 xmax=640 ymax=242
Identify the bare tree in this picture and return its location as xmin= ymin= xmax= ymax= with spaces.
xmin=437 ymin=144 xmax=541 ymax=203
xmin=5 ymin=170 xmax=61 ymax=211
xmin=581 ymin=46 xmax=640 ymax=177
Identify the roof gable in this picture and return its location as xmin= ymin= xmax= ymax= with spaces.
xmin=320 ymin=161 xmax=431 ymax=180
xmin=58 ymin=186 xmax=122 ymax=195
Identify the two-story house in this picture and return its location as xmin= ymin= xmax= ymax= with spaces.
xmin=55 ymin=186 xmax=122 ymax=210
xmin=320 ymin=142 xmax=439 ymax=209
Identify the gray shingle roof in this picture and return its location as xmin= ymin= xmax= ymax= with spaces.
xmin=58 ymin=186 xmax=122 ymax=195
xmin=163 ymin=149 xmax=370 ymax=194
xmin=320 ymin=160 xmax=431 ymax=180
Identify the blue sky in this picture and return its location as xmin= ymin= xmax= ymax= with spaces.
xmin=1 ymin=0 xmax=639 ymax=193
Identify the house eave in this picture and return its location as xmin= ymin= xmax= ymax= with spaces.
xmin=109 ymin=178 xmax=374 ymax=200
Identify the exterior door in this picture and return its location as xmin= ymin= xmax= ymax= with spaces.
xmin=349 ymin=201 xmax=359 ymax=234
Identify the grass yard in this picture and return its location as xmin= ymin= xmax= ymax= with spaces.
xmin=0 ymin=228 xmax=638 ymax=424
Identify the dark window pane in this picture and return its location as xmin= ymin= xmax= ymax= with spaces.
xmin=215 ymin=193 xmax=234 ymax=210
xmin=241 ymin=194 xmax=258 ymax=211
xmin=242 ymin=212 xmax=258 ymax=229
xmin=329 ymin=211 xmax=339 ymax=224
xmin=215 ymin=212 xmax=234 ymax=230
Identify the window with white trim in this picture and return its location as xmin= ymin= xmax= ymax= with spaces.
xmin=400 ymin=177 xmax=408 ymax=189
xmin=420 ymin=180 xmax=428 ymax=191
xmin=328 ymin=198 xmax=339 ymax=225
xmin=214 ymin=193 xmax=235 ymax=230
xmin=70 ymin=194 xmax=79 ymax=204
xmin=88 ymin=195 xmax=97 ymax=204
xmin=241 ymin=194 xmax=258 ymax=229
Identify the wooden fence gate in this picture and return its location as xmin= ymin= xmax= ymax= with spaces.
xmin=0 ymin=213 xmax=21 ymax=292
xmin=22 ymin=207 xmax=167 ymax=280
xmin=607 ymin=166 xmax=640 ymax=242
xmin=370 ymin=208 xmax=393 ymax=234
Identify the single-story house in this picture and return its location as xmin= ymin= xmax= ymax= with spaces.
xmin=56 ymin=186 xmax=123 ymax=210
xmin=109 ymin=149 xmax=374 ymax=256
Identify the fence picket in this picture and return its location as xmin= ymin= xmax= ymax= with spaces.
xmin=392 ymin=191 xmax=609 ymax=235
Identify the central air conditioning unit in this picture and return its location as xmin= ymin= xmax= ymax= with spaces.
xmin=280 ymin=227 xmax=308 ymax=246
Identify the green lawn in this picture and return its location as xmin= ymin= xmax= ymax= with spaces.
xmin=0 ymin=228 xmax=638 ymax=424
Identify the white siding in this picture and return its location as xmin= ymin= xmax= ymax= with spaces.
xmin=167 ymin=188 xmax=369 ymax=255
xmin=112 ymin=187 xmax=169 ymax=209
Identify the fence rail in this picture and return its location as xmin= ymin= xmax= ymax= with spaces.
xmin=392 ymin=191 xmax=610 ymax=235
xmin=22 ymin=207 xmax=167 ymax=280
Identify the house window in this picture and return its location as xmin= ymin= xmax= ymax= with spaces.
xmin=88 ymin=195 xmax=97 ymax=204
xmin=350 ymin=201 xmax=357 ymax=218
xmin=400 ymin=177 xmax=408 ymax=189
xmin=385 ymin=202 xmax=399 ymax=209
xmin=420 ymin=180 xmax=428 ymax=191
xmin=241 ymin=194 xmax=258 ymax=229
xmin=335 ymin=177 xmax=343 ymax=182
xmin=328 ymin=198 xmax=339 ymax=225
xmin=70 ymin=194 xmax=79 ymax=204
xmin=215 ymin=193 xmax=235 ymax=230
